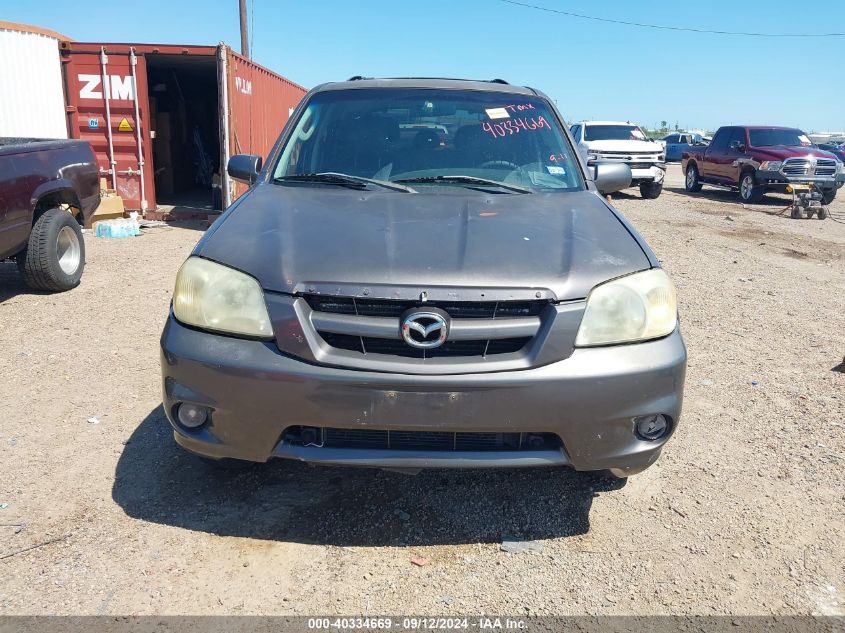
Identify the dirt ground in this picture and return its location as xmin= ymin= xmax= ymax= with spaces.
xmin=1 ymin=164 xmax=843 ymax=616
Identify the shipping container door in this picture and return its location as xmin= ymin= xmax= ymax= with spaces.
xmin=63 ymin=48 xmax=155 ymax=210
xmin=224 ymin=47 xmax=306 ymax=204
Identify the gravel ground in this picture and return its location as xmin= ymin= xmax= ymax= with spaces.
xmin=1 ymin=164 xmax=843 ymax=616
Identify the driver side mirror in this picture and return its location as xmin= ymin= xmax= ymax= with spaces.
xmin=227 ymin=154 xmax=263 ymax=184
xmin=730 ymin=140 xmax=746 ymax=152
xmin=593 ymin=162 xmax=632 ymax=195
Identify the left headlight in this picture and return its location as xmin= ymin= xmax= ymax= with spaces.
xmin=173 ymin=257 xmax=273 ymax=339
xmin=575 ymin=269 xmax=677 ymax=347
xmin=759 ymin=161 xmax=783 ymax=172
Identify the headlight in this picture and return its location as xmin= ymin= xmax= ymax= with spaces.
xmin=575 ymin=269 xmax=677 ymax=347
xmin=759 ymin=161 xmax=783 ymax=171
xmin=173 ymin=257 xmax=273 ymax=338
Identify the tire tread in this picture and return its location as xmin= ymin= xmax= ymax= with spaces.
xmin=17 ymin=209 xmax=84 ymax=292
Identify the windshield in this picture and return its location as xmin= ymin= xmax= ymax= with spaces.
xmin=273 ymin=88 xmax=583 ymax=192
xmin=584 ymin=125 xmax=646 ymax=142
xmin=748 ymin=128 xmax=811 ymax=148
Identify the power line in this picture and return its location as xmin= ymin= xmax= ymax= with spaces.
xmin=499 ymin=0 xmax=845 ymax=37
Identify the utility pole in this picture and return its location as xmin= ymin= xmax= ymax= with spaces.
xmin=239 ymin=0 xmax=249 ymax=58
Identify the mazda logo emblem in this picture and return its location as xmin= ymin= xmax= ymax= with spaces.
xmin=401 ymin=309 xmax=449 ymax=349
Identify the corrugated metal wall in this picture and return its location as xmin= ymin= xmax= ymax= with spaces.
xmin=0 ymin=27 xmax=67 ymax=138
xmin=226 ymin=47 xmax=306 ymax=201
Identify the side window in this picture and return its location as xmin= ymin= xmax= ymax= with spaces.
xmin=570 ymin=124 xmax=581 ymax=140
xmin=727 ymin=127 xmax=746 ymax=150
xmin=680 ymin=135 xmax=689 ymax=144
xmin=710 ymin=128 xmax=729 ymax=151
xmin=665 ymin=134 xmax=679 ymax=143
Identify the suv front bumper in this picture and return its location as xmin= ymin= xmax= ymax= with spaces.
xmin=161 ymin=316 xmax=687 ymax=477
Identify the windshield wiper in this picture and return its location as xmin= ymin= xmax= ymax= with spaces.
xmin=275 ymin=172 xmax=415 ymax=193
xmin=392 ymin=175 xmax=531 ymax=194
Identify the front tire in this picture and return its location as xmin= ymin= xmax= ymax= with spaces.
xmin=640 ymin=181 xmax=663 ymax=199
xmin=738 ymin=171 xmax=763 ymax=203
xmin=16 ymin=209 xmax=85 ymax=291
xmin=821 ymin=189 xmax=836 ymax=205
xmin=685 ymin=163 xmax=703 ymax=192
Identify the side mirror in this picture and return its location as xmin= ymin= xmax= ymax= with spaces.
xmin=593 ymin=162 xmax=632 ymax=195
xmin=227 ymin=154 xmax=263 ymax=184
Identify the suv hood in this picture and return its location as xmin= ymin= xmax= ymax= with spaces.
xmin=197 ymin=184 xmax=652 ymax=300
xmin=585 ymin=139 xmax=664 ymax=153
xmin=751 ymin=145 xmax=839 ymax=161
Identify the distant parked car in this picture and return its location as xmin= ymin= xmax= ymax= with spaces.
xmin=663 ymin=132 xmax=706 ymax=162
xmin=683 ymin=126 xmax=845 ymax=204
xmin=0 ymin=139 xmax=100 ymax=291
xmin=817 ymin=143 xmax=845 ymax=164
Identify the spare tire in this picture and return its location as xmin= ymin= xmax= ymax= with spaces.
xmin=16 ymin=208 xmax=85 ymax=291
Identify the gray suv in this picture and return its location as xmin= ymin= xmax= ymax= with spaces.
xmin=160 ymin=77 xmax=686 ymax=478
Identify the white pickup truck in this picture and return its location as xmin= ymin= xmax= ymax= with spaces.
xmin=570 ymin=121 xmax=666 ymax=199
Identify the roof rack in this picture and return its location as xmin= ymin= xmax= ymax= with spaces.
xmin=490 ymin=78 xmax=509 ymax=84
xmin=347 ymin=75 xmax=370 ymax=81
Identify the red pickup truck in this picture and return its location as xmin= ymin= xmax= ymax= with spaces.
xmin=682 ymin=126 xmax=844 ymax=204
xmin=0 ymin=139 xmax=100 ymax=291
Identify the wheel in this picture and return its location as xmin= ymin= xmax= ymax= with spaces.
xmin=820 ymin=189 xmax=836 ymax=205
xmin=684 ymin=163 xmax=702 ymax=192
xmin=818 ymin=207 xmax=828 ymax=220
xmin=738 ymin=171 xmax=763 ymax=203
xmin=639 ymin=181 xmax=663 ymax=199
xmin=790 ymin=206 xmax=802 ymax=219
xmin=16 ymin=208 xmax=85 ymax=291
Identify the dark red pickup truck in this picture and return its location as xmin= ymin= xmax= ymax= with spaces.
xmin=0 ymin=139 xmax=100 ymax=291
xmin=682 ymin=126 xmax=844 ymax=204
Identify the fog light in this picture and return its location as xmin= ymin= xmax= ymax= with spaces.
xmin=177 ymin=403 xmax=209 ymax=429
xmin=635 ymin=414 xmax=669 ymax=441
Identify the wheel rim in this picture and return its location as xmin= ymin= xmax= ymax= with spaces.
xmin=741 ymin=176 xmax=753 ymax=199
xmin=686 ymin=168 xmax=695 ymax=187
xmin=56 ymin=226 xmax=81 ymax=274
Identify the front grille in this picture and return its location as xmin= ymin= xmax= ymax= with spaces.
xmin=305 ymin=295 xmax=545 ymax=361
xmin=783 ymin=159 xmax=810 ymax=177
xmin=319 ymin=332 xmax=530 ymax=359
xmin=629 ymin=162 xmax=654 ymax=170
xmin=815 ymin=158 xmax=837 ymax=177
xmin=286 ymin=426 xmax=561 ymax=452
xmin=304 ymin=295 xmax=549 ymax=319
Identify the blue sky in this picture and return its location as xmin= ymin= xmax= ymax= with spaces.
xmin=5 ymin=0 xmax=844 ymax=132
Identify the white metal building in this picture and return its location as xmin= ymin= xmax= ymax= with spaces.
xmin=0 ymin=22 xmax=68 ymax=139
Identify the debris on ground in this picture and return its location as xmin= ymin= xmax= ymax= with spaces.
xmin=86 ymin=416 xmax=100 ymax=425
xmin=500 ymin=537 xmax=544 ymax=554
xmin=94 ymin=218 xmax=140 ymax=238
xmin=410 ymin=557 xmax=429 ymax=567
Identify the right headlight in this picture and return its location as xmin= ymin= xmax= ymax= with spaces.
xmin=575 ymin=269 xmax=678 ymax=347
xmin=759 ymin=160 xmax=783 ymax=171
xmin=173 ymin=257 xmax=273 ymax=339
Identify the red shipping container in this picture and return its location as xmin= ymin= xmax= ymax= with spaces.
xmin=60 ymin=41 xmax=306 ymax=212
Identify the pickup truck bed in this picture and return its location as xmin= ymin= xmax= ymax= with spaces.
xmin=0 ymin=138 xmax=100 ymax=291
